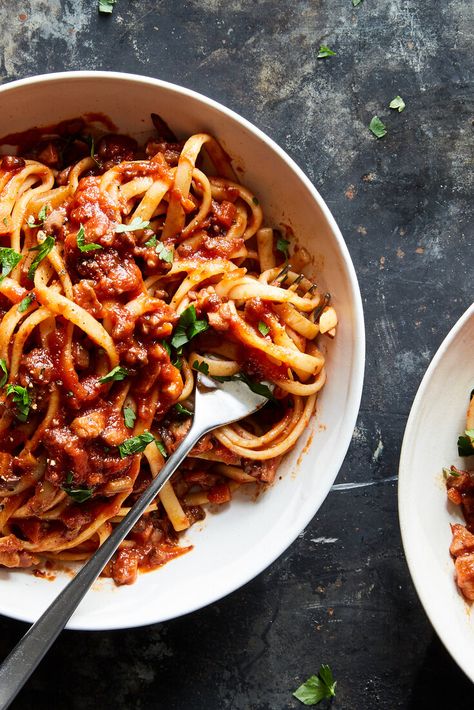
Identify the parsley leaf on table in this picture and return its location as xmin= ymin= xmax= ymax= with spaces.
xmin=317 ymin=45 xmax=336 ymax=59
xmin=369 ymin=116 xmax=387 ymax=138
xmin=293 ymin=665 xmax=337 ymax=706
xmin=98 ymin=0 xmax=115 ymax=13
xmin=389 ymin=95 xmax=406 ymax=112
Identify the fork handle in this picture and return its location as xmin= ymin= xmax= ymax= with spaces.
xmin=0 ymin=420 xmax=208 ymax=710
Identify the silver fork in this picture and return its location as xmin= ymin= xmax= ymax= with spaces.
xmin=0 ymin=373 xmax=270 ymax=709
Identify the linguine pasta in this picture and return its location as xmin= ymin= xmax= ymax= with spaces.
xmin=0 ymin=117 xmax=337 ymax=584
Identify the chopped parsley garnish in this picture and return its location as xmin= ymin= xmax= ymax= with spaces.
xmin=276 ymin=237 xmax=290 ymax=259
xmin=293 ymin=665 xmax=337 ymax=706
xmin=27 ymin=205 xmax=48 ymax=228
xmin=0 ymin=359 xmax=8 ymax=387
xmin=145 ymin=236 xmax=174 ymax=263
xmin=192 ymin=360 xmax=210 ymax=375
xmin=317 ymin=45 xmax=336 ymax=59
xmin=443 ymin=466 xmax=461 ymax=479
xmin=175 ymin=402 xmax=193 ymax=417
xmin=98 ymin=0 xmax=115 ymax=13
xmin=18 ymin=293 xmax=35 ymax=313
xmin=77 ymin=224 xmax=102 ymax=252
xmin=144 ymin=235 xmax=174 ymax=262
xmin=458 ymin=430 xmax=474 ymax=456
xmin=155 ymin=440 xmax=168 ymax=458
xmin=389 ymin=95 xmax=406 ymax=113
xmin=252 ymin=196 xmax=259 ymax=206
xmin=98 ymin=365 xmax=128 ymax=384
xmin=214 ymin=373 xmax=275 ymax=401
xmin=28 ymin=236 xmax=55 ymax=280
xmin=123 ymin=406 xmax=136 ymax=429
xmin=352 ymin=0 xmax=363 ymax=6
xmin=61 ymin=481 xmax=94 ymax=503
xmin=0 ymin=247 xmax=22 ymax=283
xmin=6 ymin=384 xmax=31 ymax=422
xmin=171 ymin=305 xmax=208 ymax=350
xmin=115 ymin=216 xmax=150 ymax=233
xmin=161 ymin=340 xmax=171 ymax=357
xmin=258 ymin=321 xmax=270 ymax=336
xmin=155 ymin=242 xmax=174 ymax=264
xmin=2 ymin=217 xmax=8 ymax=227
xmin=369 ymin=116 xmax=387 ymax=139
xmin=118 ymin=431 xmax=155 ymax=458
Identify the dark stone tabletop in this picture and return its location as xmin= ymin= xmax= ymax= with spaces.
xmin=0 ymin=1 xmax=473 ymax=708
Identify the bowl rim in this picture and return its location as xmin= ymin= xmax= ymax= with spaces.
xmin=398 ymin=302 xmax=474 ymax=680
xmin=0 ymin=70 xmax=365 ymax=629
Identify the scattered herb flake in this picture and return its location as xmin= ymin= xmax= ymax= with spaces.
xmin=252 ymin=196 xmax=259 ymax=205
xmin=192 ymin=360 xmax=210 ymax=375
xmin=0 ymin=359 xmax=7 ymax=387
xmin=171 ymin=305 xmax=208 ymax=350
xmin=123 ymin=406 xmax=136 ymax=429
xmin=115 ymin=216 xmax=150 ymax=233
xmin=18 ymin=293 xmax=35 ymax=313
xmin=293 ymin=665 xmax=337 ymax=706
xmin=369 ymin=116 xmax=387 ymax=139
xmin=118 ymin=431 xmax=155 ymax=458
xmin=0 ymin=247 xmax=22 ymax=282
xmin=175 ymin=402 xmax=193 ymax=417
xmin=98 ymin=0 xmax=115 ymax=13
xmin=2 ymin=217 xmax=8 ymax=227
xmin=28 ymin=236 xmax=55 ymax=280
xmin=77 ymin=224 xmax=102 ymax=252
xmin=317 ymin=45 xmax=336 ymax=59
xmin=389 ymin=95 xmax=406 ymax=112
xmin=145 ymin=235 xmax=157 ymax=247
xmin=352 ymin=0 xmax=363 ymax=6
xmin=98 ymin=365 xmax=129 ymax=384
xmin=258 ymin=321 xmax=270 ymax=336
xmin=5 ymin=384 xmax=31 ymax=422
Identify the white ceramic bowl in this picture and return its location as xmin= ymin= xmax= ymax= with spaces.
xmin=0 ymin=71 xmax=364 ymax=629
xmin=399 ymin=303 xmax=474 ymax=680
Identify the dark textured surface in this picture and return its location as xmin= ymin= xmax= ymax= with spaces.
xmin=0 ymin=1 xmax=473 ymax=708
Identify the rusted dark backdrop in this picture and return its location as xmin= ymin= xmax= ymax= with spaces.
xmin=0 ymin=1 xmax=473 ymax=708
